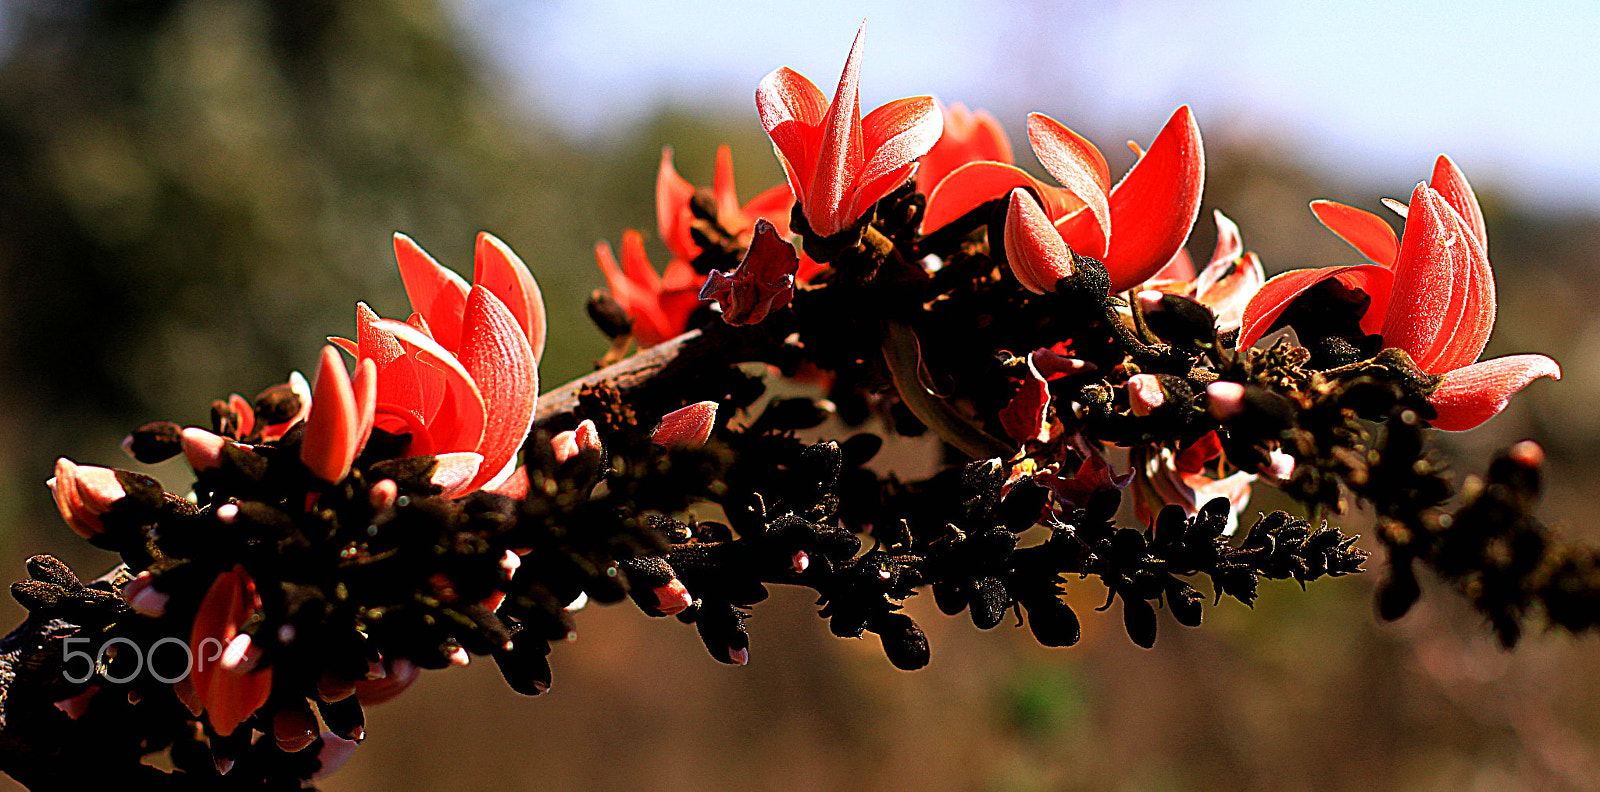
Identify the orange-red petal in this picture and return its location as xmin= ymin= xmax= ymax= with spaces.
xmin=804 ymin=22 xmax=867 ymax=236
xmin=473 ymin=232 xmax=548 ymax=362
xmin=853 ymin=95 xmax=942 ymax=219
xmin=370 ymin=318 xmax=486 ymax=456
xmin=1238 ymin=264 xmax=1395 ymax=349
xmin=1027 ymin=113 xmax=1111 ymax=255
xmin=1430 ymin=154 xmax=1487 ymax=251
xmin=1004 ymin=188 xmax=1075 ymax=294
xmin=300 ymin=346 xmax=363 ymax=484
xmin=393 ymin=234 xmax=469 ymax=353
xmin=189 ymin=566 xmax=272 ymax=737
xmin=455 ymin=286 xmax=538 ymax=494
xmin=1056 ymin=106 xmax=1204 ymax=293
xmin=1310 ymin=199 xmax=1400 ymax=266
xmin=921 ymin=161 xmax=1083 ymax=235
xmin=1428 ymin=354 xmax=1560 ymax=431
xmin=656 ymin=146 xmax=700 ymax=263
xmin=755 ymin=67 xmax=828 ymax=206
xmin=1383 ymin=184 xmax=1494 ymax=372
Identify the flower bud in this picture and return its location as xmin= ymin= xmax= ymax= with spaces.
xmin=1127 ymin=373 xmax=1166 ymax=416
xmin=652 ymin=401 xmax=719 ymax=448
xmin=47 ymin=458 xmax=126 ymax=539
xmin=551 ymin=419 xmax=603 ymax=465
xmin=1205 ymin=381 xmax=1246 ymax=420
xmin=1004 ymin=188 xmax=1074 ymax=294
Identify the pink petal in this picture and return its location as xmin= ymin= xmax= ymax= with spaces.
xmin=1195 ymin=251 xmax=1265 ymax=337
xmin=370 ymin=319 xmax=487 ymax=456
xmin=804 ymin=21 xmax=868 ymax=237
xmin=853 ymin=95 xmax=942 ymax=218
xmin=1004 ymin=188 xmax=1076 ymax=294
xmin=921 ymin=161 xmax=1083 ymax=235
xmin=350 ymin=358 xmax=378 ymax=459
xmin=1431 ymin=154 xmax=1487 ymax=251
xmin=1237 ymin=264 xmax=1395 ymax=350
xmin=1383 ymin=184 xmax=1494 ymax=372
xmin=1205 ymin=208 xmax=1244 ymax=268
xmin=301 ymin=346 xmax=362 ymax=484
xmin=473 ymin=232 xmax=548 ymax=362
xmin=656 ymin=146 xmax=700 ymax=263
xmin=430 ymin=452 xmax=484 ymax=498
xmin=1055 ymin=106 xmax=1205 ymax=293
xmin=1027 ymin=112 xmax=1111 ymax=257
xmin=454 ymin=286 xmax=539 ymax=494
xmin=652 ymin=401 xmax=719 ymax=448
xmin=1428 ymin=354 xmax=1560 ymax=431
xmin=1309 ymin=200 xmax=1400 ymax=266
xmin=392 ymin=234 xmax=469 ymax=353
xmin=755 ymin=67 xmax=828 ymax=205
xmin=999 ymin=352 xmax=1050 ymax=444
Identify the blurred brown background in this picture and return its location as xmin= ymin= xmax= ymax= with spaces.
xmin=0 ymin=1 xmax=1597 ymax=790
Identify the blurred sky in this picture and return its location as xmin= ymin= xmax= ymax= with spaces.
xmin=450 ymin=0 xmax=1600 ymax=212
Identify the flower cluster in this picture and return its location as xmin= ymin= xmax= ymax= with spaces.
xmin=12 ymin=19 xmax=1580 ymax=792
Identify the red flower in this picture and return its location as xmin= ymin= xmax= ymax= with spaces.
xmin=330 ymin=233 xmax=543 ymax=494
xmin=1139 ymin=210 xmax=1266 ymax=336
xmin=189 ymin=565 xmax=273 ymax=737
xmin=657 ymin=145 xmax=825 ymax=284
xmin=595 ymin=229 xmax=703 ymax=348
xmin=756 ymin=21 xmax=943 ymax=238
xmin=923 ymin=106 xmax=1205 ymax=293
xmin=657 ymin=145 xmax=797 ymax=265
xmin=1238 ymin=156 xmax=1560 ymax=430
xmin=914 ymin=100 xmax=1013 ymax=197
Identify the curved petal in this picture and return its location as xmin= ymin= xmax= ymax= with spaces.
xmin=370 ymin=318 xmax=486 ymax=456
xmin=300 ymin=346 xmax=362 ymax=484
xmin=711 ymin=144 xmax=741 ymax=221
xmin=1310 ymin=200 xmax=1399 ymax=266
xmin=656 ymin=146 xmax=699 ymax=262
xmin=741 ymin=184 xmax=799 ymax=238
xmin=595 ymin=240 xmax=674 ymax=347
xmin=920 ymin=161 xmax=1083 ymax=235
xmin=392 ymin=234 xmax=469 ymax=353
xmin=356 ymin=302 xmax=425 ymax=414
xmin=473 ymin=232 xmax=548 ymax=362
xmin=855 ymin=95 xmax=942 ymax=214
xmin=915 ymin=101 xmax=1013 ymax=194
xmin=1056 ymin=106 xmax=1205 ymax=292
xmin=455 ymin=286 xmax=539 ymax=494
xmin=999 ymin=352 xmax=1050 ymax=444
xmin=756 ymin=67 xmax=827 ymax=204
xmin=1196 ymin=251 xmax=1266 ymax=336
xmin=1383 ymin=184 xmax=1494 ymax=372
xmin=1428 ymin=354 xmax=1560 ymax=431
xmin=1027 ymin=113 xmax=1111 ymax=254
xmin=1431 ymin=154 xmax=1487 ymax=251
xmin=1238 ymin=264 xmax=1394 ymax=349
xmin=805 ymin=21 xmax=867 ymax=237
xmin=1206 ymin=209 xmax=1244 ymax=268
xmin=1004 ymin=188 xmax=1075 ymax=294
xmin=189 ymin=566 xmax=272 ymax=737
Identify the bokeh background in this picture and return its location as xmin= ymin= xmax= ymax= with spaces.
xmin=1 ymin=1 xmax=1598 ymax=790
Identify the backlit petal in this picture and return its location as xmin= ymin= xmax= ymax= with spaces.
xmin=755 ymin=67 xmax=828 ymax=203
xmin=370 ymin=318 xmax=486 ymax=456
xmin=921 ymin=161 xmax=1083 ymax=234
xmin=1004 ymin=188 xmax=1075 ymax=294
xmin=1383 ymin=184 xmax=1489 ymax=371
xmin=1027 ymin=113 xmax=1111 ymax=255
xmin=854 ymin=95 xmax=942 ymax=215
xmin=1055 ymin=106 xmax=1205 ymax=292
xmin=656 ymin=146 xmax=699 ymax=262
xmin=1431 ymin=154 xmax=1487 ymax=251
xmin=1309 ymin=200 xmax=1399 ymax=266
xmin=805 ymin=21 xmax=867 ymax=236
xmin=455 ymin=286 xmax=539 ymax=494
xmin=393 ymin=233 xmax=469 ymax=353
xmin=473 ymin=232 xmax=548 ymax=362
xmin=301 ymin=346 xmax=362 ymax=483
xmin=189 ymin=566 xmax=272 ymax=737
xmin=1238 ymin=264 xmax=1394 ymax=349
xmin=1428 ymin=354 xmax=1560 ymax=431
